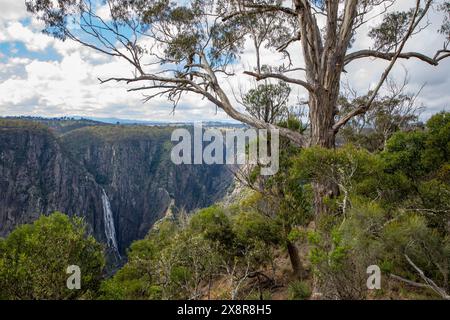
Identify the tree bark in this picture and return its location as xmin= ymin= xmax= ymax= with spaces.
xmin=309 ymin=89 xmax=337 ymax=148
xmin=307 ymin=89 xmax=341 ymax=299
xmin=308 ymin=89 xmax=340 ymax=220
xmin=287 ymin=240 xmax=304 ymax=278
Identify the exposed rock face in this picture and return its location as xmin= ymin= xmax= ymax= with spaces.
xmin=0 ymin=121 xmax=233 ymax=255
xmin=0 ymin=123 xmax=104 ymax=239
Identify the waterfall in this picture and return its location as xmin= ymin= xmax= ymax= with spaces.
xmin=101 ymin=188 xmax=120 ymax=258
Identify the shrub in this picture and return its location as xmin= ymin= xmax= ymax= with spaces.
xmin=288 ymin=281 xmax=312 ymax=300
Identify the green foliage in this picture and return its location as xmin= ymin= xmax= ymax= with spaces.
xmin=245 ymin=289 xmax=272 ymax=300
xmin=383 ymin=112 xmax=449 ymax=178
xmin=233 ymin=211 xmax=282 ymax=247
xmin=422 ymin=112 xmax=450 ymax=171
xmin=243 ymin=81 xmax=291 ymax=124
xmin=102 ymin=213 xmax=217 ymax=299
xmin=0 ymin=118 xmax=50 ymax=131
xmin=288 ymin=113 xmax=450 ymax=298
xmin=438 ymin=2 xmax=450 ymax=38
xmin=382 ymin=130 xmax=427 ymax=178
xmin=101 ymin=199 xmax=284 ymax=300
xmin=0 ymin=116 xmax=107 ymax=135
xmin=189 ymin=205 xmax=235 ymax=249
xmin=100 ymin=216 xmax=221 ymax=300
xmin=338 ymin=87 xmax=420 ymax=152
xmin=99 ymin=238 xmax=162 ymax=300
xmin=255 ymin=135 xmax=312 ymax=229
xmin=369 ymin=9 xmax=417 ymax=52
xmin=100 ymin=111 xmax=449 ymax=300
xmin=292 ymin=144 xmax=387 ymax=220
xmin=0 ymin=212 xmax=105 ymax=300
xmin=288 ymin=280 xmax=311 ymax=300
xmin=293 ymin=144 xmax=381 ymax=185
xmin=278 ymin=116 xmax=307 ymax=134
xmin=4 ymin=111 xmax=448 ymax=300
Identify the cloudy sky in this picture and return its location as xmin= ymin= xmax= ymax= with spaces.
xmin=0 ymin=0 xmax=449 ymax=122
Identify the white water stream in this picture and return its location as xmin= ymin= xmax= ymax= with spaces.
xmin=101 ymin=188 xmax=120 ymax=258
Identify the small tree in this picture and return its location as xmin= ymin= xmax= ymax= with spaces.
xmin=0 ymin=212 xmax=105 ymax=299
xmin=339 ymin=75 xmax=423 ymax=151
xmin=242 ymin=80 xmax=291 ymax=124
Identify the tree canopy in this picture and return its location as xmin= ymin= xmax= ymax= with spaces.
xmin=0 ymin=212 xmax=105 ymax=299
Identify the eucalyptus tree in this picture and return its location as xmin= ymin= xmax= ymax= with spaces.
xmin=339 ymin=75 xmax=424 ymax=151
xmin=27 ymin=0 xmax=450 ymax=219
xmin=243 ymin=81 xmax=291 ymax=124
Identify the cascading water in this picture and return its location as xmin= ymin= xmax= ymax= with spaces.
xmin=101 ymin=188 xmax=120 ymax=258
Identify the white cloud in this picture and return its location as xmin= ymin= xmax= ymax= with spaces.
xmin=0 ymin=0 xmax=28 ymax=23
xmin=0 ymin=26 xmax=229 ymax=121
xmin=0 ymin=21 xmax=55 ymax=51
xmin=0 ymin=1 xmax=448 ymax=122
xmin=95 ymin=3 xmax=112 ymax=21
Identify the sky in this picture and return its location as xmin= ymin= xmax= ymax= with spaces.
xmin=0 ymin=0 xmax=449 ymax=122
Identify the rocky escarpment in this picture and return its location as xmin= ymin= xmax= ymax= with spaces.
xmin=61 ymin=126 xmax=233 ymax=253
xmin=0 ymin=120 xmax=234 ymax=256
xmin=0 ymin=121 xmax=104 ymax=239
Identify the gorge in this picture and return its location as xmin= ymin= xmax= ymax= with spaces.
xmin=0 ymin=118 xmax=235 ymax=258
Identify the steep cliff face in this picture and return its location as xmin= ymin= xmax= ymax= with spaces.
xmin=0 ymin=122 xmax=104 ymax=239
xmin=61 ymin=126 xmax=233 ymax=253
xmin=0 ymin=121 xmax=233 ymax=255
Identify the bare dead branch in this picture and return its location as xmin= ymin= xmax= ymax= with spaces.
xmin=334 ymin=0 xmax=433 ymax=133
xmin=404 ymin=254 xmax=450 ymax=300
xmin=244 ymin=71 xmax=313 ymax=92
xmin=344 ymin=50 xmax=450 ymax=66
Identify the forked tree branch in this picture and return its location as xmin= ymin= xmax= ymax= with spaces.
xmin=403 ymin=254 xmax=450 ymax=300
xmin=222 ymin=2 xmax=297 ymax=22
xmin=344 ymin=49 xmax=450 ymax=66
xmin=334 ymin=0 xmax=433 ymax=133
xmin=244 ymin=71 xmax=314 ymax=92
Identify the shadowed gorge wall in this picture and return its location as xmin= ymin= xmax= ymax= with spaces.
xmin=0 ymin=120 xmax=234 ymax=254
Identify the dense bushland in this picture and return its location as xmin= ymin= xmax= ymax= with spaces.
xmin=0 ymin=112 xmax=448 ymax=300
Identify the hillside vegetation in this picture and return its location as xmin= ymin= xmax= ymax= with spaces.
xmin=0 ymin=112 xmax=448 ymax=300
